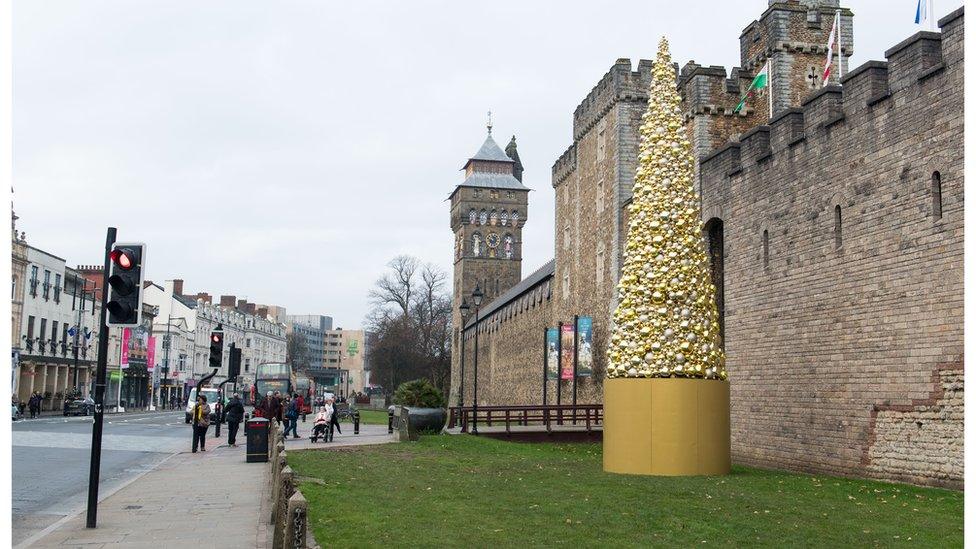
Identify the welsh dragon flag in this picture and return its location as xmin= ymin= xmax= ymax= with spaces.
xmin=733 ymin=61 xmax=769 ymax=114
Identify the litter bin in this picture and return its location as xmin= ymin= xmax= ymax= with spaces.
xmin=246 ymin=417 xmax=269 ymax=463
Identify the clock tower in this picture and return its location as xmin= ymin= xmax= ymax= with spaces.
xmin=449 ymin=125 xmax=529 ymax=328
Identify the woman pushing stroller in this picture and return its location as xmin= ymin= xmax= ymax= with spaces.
xmin=310 ymin=398 xmax=343 ymax=442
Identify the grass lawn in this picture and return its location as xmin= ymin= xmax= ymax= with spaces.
xmin=348 ymin=409 xmax=388 ymax=425
xmin=288 ymin=436 xmax=962 ymax=548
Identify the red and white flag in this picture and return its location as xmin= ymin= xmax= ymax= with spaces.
xmin=822 ymin=11 xmax=841 ymax=85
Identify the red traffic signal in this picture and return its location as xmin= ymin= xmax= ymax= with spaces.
xmin=211 ymin=333 xmax=223 ymax=344
xmin=109 ymin=248 xmax=135 ymax=270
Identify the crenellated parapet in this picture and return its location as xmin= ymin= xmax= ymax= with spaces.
xmin=572 ymin=58 xmax=653 ymax=141
xmin=551 ymin=143 xmax=577 ymax=187
xmin=699 ymin=7 xmax=962 ymax=184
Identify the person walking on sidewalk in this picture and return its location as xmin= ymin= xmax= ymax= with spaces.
xmin=213 ymin=396 xmax=224 ymax=438
xmin=28 ymin=392 xmax=41 ymax=419
xmin=327 ymin=397 xmax=341 ymax=442
xmin=284 ymin=394 xmax=300 ymax=439
xmin=224 ymin=392 xmax=245 ymax=447
xmin=191 ymin=394 xmax=211 ymax=453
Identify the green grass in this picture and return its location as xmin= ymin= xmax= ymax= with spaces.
xmin=350 ymin=409 xmax=389 ymax=425
xmin=288 ymin=436 xmax=962 ymax=548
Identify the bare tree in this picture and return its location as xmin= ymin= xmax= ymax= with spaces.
xmin=365 ymin=256 xmax=452 ymax=395
xmin=368 ymin=255 xmax=418 ymax=316
xmin=287 ymin=330 xmax=312 ymax=373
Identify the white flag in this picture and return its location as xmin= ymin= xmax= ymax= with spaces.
xmin=822 ymin=11 xmax=840 ymax=85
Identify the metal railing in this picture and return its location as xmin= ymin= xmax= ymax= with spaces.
xmin=448 ymin=404 xmax=603 ymax=434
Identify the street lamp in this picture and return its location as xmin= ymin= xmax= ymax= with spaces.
xmin=458 ymin=299 xmax=470 ymax=415
xmin=471 ymin=284 xmax=483 ymax=435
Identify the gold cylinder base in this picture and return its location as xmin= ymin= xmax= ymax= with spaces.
xmin=603 ymin=377 xmax=730 ymax=476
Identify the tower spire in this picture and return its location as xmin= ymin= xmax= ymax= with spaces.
xmin=487 ymin=110 xmax=493 ymax=135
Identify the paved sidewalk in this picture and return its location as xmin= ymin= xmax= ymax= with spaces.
xmin=23 ymin=442 xmax=270 ymax=548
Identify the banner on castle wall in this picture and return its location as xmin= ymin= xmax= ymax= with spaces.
xmin=560 ymin=324 xmax=575 ymax=380
xmin=546 ymin=328 xmax=559 ymax=380
xmin=577 ymin=316 xmax=593 ymax=377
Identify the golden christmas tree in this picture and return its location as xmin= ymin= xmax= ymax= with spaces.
xmin=607 ymin=37 xmax=726 ymax=381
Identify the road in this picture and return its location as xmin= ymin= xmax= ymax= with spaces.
xmin=12 ymin=410 xmax=191 ymax=546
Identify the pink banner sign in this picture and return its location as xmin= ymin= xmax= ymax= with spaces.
xmin=147 ymin=336 xmax=156 ymax=372
xmin=121 ymin=328 xmax=131 ymax=369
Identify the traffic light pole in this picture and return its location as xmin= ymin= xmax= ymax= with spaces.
xmin=86 ymin=226 xmax=116 ymax=528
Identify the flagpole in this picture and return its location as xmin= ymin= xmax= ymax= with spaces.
xmin=837 ymin=11 xmax=843 ymax=80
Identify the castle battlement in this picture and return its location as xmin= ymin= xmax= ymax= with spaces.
xmin=699 ymin=6 xmax=963 ymax=182
xmin=551 ymin=143 xmax=577 ymax=186
xmin=572 ymin=58 xmax=652 ymax=141
xmin=679 ymin=62 xmax=752 ymax=117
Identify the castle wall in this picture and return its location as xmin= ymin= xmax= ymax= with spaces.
xmin=698 ymin=9 xmax=964 ymax=488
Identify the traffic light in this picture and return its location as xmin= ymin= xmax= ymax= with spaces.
xmin=105 ymin=243 xmax=146 ymax=327
xmin=209 ymin=328 xmax=224 ymax=370
xmin=228 ymin=344 xmax=241 ymax=379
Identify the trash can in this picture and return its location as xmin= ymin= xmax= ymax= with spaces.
xmin=246 ymin=417 xmax=269 ymax=463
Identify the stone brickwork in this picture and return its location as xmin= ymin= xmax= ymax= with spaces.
xmin=450 ymin=1 xmax=964 ymax=488
xmin=697 ymin=8 xmax=964 ymax=488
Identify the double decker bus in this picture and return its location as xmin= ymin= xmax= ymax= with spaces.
xmin=255 ymin=362 xmax=293 ymax=398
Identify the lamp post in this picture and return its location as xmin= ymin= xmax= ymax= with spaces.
xmin=458 ymin=299 xmax=470 ymax=414
xmin=471 ymin=284 xmax=483 ymax=435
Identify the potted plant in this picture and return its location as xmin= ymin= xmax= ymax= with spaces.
xmin=392 ymin=379 xmax=447 ymax=435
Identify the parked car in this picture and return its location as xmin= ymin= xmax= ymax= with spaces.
xmin=64 ymin=396 xmax=95 ymax=416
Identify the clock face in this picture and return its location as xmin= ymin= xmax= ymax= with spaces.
xmin=486 ymin=233 xmax=500 ymax=249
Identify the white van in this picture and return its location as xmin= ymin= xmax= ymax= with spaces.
xmin=185 ymin=387 xmax=222 ymax=424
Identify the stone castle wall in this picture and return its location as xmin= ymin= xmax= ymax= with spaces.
xmin=697 ymin=10 xmax=964 ymax=488
xmin=452 ymin=3 xmax=964 ymax=488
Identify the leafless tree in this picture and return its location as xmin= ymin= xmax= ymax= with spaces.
xmin=365 ymin=256 xmax=452 ymax=395
xmin=287 ymin=330 xmax=312 ymax=373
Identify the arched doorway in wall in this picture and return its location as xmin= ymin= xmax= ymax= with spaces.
xmin=703 ymin=218 xmax=725 ymax=341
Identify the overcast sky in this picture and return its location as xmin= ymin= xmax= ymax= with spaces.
xmin=13 ymin=0 xmax=959 ymax=327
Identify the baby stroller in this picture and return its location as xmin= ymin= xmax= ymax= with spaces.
xmin=311 ymin=418 xmax=330 ymax=442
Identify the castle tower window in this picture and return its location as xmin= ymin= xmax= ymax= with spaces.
xmin=563 ymin=224 xmax=571 ymax=250
xmin=490 ymin=189 xmax=499 ymax=199
xmin=834 ymin=205 xmax=843 ymax=249
xmin=511 ymin=210 xmax=519 ymax=228
xmin=500 ymin=210 xmax=508 ymax=226
xmin=596 ymin=241 xmax=606 ymax=286
xmin=468 ymin=208 xmax=476 ymax=224
xmin=479 ymin=209 xmax=488 ymax=225
xmin=562 ymin=272 xmax=570 ymax=300
xmin=762 ymin=230 xmax=769 ymax=270
xmin=932 ymin=171 xmax=943 ymax=219
xmin=490 ymin=209 xmax=498 ymax=225
xmin=596 ymin=178 xmax=605 ymax=214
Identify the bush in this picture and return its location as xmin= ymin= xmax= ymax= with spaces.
xmin=392 ymin=379 xmax=445 ymax=408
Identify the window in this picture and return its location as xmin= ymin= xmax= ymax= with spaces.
xmin=11 ymin=275 xmax=16 ymax=300
xmin=596 ymin=178 xmax=605 ymax=214
xmin=473 ymin=189 xmax=482 ymax=198
xmin=39 ymin=319 xmax=47 ymax=350
xmin=932 ymin=171 xmax=943 ymax=219
xmin=596 ymin=118 xmax=607 ymax=162
xmin=762 ymin=230 xmax=769 ymax=269
xmin=54 ymin=273 xmax=61 ymax=303
xmin=834 ymin=205 xmax=843 ymax=249
xmin=490 ymin=209 xmax=498 ymax=225
xmin=468 ymin=208 xmax=476 ymax=224
xmin=62 ymin=324 xmax=68 ymax=351
xmin=563 ymin=224 xmax=571 ymax=250
xmin=246 ymin=338 xmax=251 ymax=348
xmin=511 ymin=210 xmax=519 ymax=228
xmin=51 ymin=321 xmax=58 ymax=350
xmin=500 ymin=210 xmax=508 ymax=226
xmin=596 ymin=241 xmax=606 ymax=286
xmin=26 ymin=316 xmax=35 ymax=351
xmin=245 ymin=358 xmax=251 ymax=373
xmin=29 ymin=266 xmax=38 ymax=297
xmin=479 ymin=209 xmax=488 ymax=225
xmin=42 ymin=270 xmax=51 ymax=300
xmin=506 ymin=191 xmax=514 ymax=199
xmin=490 ymin=189 xmax=499 ymax=199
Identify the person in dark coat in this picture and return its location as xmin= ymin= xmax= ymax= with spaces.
xmin=224 ymin=393 xmax=245 ymax=447
xmin=271 ymin=391 xmax=283 ymax=423
xmin=284 ymin=394 xmax=300 ymax=439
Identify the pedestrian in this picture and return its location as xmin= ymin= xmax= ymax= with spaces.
xmin=224 ymin=392 xmax=245 ymax=447
xmin=272 ymin=391 xmax=284 ymax=424
xmin=191 ymin=394 xmax=211 ymax=453
xmin=284 ymin=394 xmax=300 ymax=439
xmin=327 ymin=397 xmax=342 ymax=442
xmin=296 ymin=392 xmax=306 ymax=422
xmin=311 ymin=406 xmax=329 ymax=442
xmin=28 ymin=392 xmax=40 ymax=419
